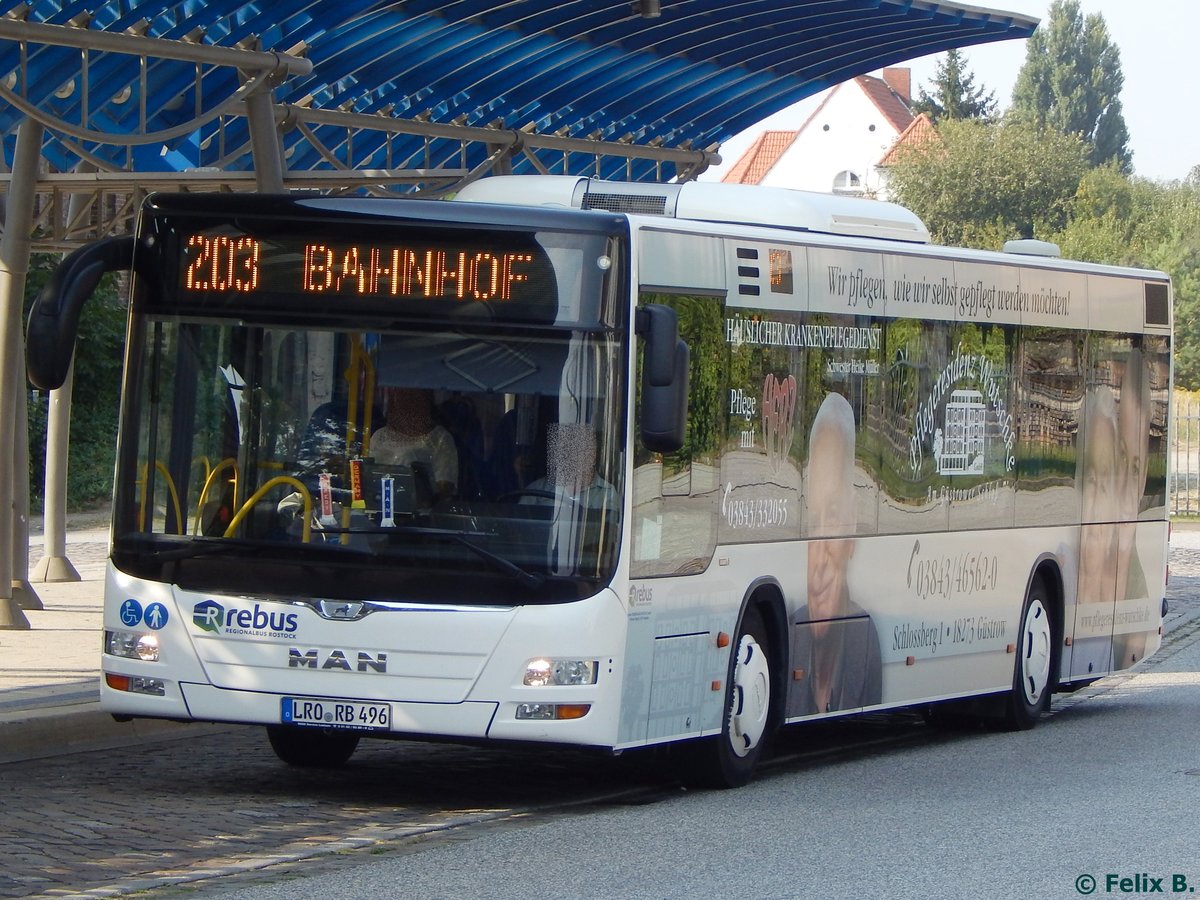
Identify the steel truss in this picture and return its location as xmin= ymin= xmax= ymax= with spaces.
xmin=0 ymin=17 xmax=716 ymax=252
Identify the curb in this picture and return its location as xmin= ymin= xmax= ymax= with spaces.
xmin=0 ymin=702 xmax=233 ymax=765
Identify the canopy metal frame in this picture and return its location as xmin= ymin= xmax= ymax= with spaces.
xmin=0 ymin=17 xmax=720 ymax=251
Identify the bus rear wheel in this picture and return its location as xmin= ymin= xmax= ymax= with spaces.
xmin=682 ymin=606 xmax=774 ymax=788
xmin=1005 ymin=576 xmax=1054 ymax=730
xmin=266 ymin=725 xmax=360 ymax=767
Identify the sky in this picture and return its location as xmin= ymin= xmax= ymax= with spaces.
xmin=702 ymin=0 xmax=1195 ymax=184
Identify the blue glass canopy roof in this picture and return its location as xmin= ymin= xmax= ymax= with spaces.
xmin=0 ymin=1 xmax=1038 ymax=184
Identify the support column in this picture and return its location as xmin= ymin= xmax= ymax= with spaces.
xmin=11 ymin=355 xmax=40 ymax=608
xmin=32 ymin=167 xmax=93 ymax=584
xmin=31 ymin=356 xmax=79 ymax=582
xmin=244 ymin=86 xmax=285 ymax=192
xmin=0 ymin=119 xmax=44 ymax=629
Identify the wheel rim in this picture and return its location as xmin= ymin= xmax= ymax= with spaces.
xmin=728 ymin=633 xmax=771 ymax=758
xmin=1020 ymin=598 xmax=1052 ymax=706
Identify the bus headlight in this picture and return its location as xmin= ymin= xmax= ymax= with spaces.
xmin=105 ymin=630 xmax=161 ymax=662
xmin=522 ymin=658 xmax=598 ymax=686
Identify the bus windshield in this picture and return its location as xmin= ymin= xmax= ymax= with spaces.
xmin=112 ymin=319 xmax=625 ymax=604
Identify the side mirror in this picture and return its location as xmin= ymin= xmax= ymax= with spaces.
xmin=636 ymin=304 xmax=689 ymax=453
xmin=27 ymin=235 xmax=134 ymax=391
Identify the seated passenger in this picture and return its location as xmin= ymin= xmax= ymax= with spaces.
xmin=437 ymin=395 xmax=488 ymax=500
xmin=522 ymin=423 xmax=618 ymax=512
xmin=372 ymin=387 xmax=459 ymax=502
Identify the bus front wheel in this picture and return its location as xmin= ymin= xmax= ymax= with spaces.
xmin=266 ymin=725 xmax=360 ymax=768
xmin=1005 ymin=576 xmax=1054 ymax=730
xmin=682 ymin=606 xmax=774 ymax=788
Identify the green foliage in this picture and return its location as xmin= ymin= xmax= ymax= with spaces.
xmin=1009 ymin=0 xmax=1131 ymax=172
xmin=1154 ymin=237 xmax=1200 ymax=389
xmin=672 ymin=294 xmax=726 ymax=460
xmin=1052 ymin=175 xmax=1200 ymax=388
xmin=888 ymin=94 xmax=1199 ymax=391
xmin=885 ymin=118 xmax=1089 ymax=249
xmin=25 ymin=253 xmax=126 ymax=511
xmin=910 ymin=49 xmax=997 ymax=123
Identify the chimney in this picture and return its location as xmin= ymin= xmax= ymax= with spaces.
xmin=882 ymin=67 xmax=911 ymax=105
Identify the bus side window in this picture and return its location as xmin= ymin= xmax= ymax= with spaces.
xmin=631 ymin=293 xmax=726 ymax=577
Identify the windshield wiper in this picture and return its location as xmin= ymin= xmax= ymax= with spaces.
xmin=119 ymin=527 xmax=545 ymax=589
xmin=120 ymin=535 xmax=260 ymax=563
xmin=383 ymin=524 xmax=545 ymax=589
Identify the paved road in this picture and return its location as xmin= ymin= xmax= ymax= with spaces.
xmin=203 ymin=614 xmax=1200 ymax=900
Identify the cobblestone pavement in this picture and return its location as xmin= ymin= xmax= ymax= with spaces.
xmin=0 ymin=730 xmax=665 ymax=899
xmin=2 ymin=537 xmax=1198 ymax=899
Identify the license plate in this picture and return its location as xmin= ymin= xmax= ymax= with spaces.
xmin=280 ymin=696 xmax=391 ymax=731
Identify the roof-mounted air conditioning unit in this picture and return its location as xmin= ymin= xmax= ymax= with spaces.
xmin=455 ymin=176 xmax=930 ymax=243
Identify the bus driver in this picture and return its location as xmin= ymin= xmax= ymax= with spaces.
xmin=371 ymin=387 xmax=459 ymax=503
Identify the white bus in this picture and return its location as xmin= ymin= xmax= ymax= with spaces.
xmin=28 ymin=177 xmax=1171 ymax=787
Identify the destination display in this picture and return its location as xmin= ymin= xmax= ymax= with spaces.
xmin=179 ymin=231 xmax=555 ymax=306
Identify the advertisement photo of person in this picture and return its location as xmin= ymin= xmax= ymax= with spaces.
xmin=791 ymin=392 xmax=883 ymax=716
xmin=1077 ymin=384 xmax=1122 ymax=608
xmin=1113 ymin=349 xmax=1154 ymax=667
xmin=1115 ymin=349 xmax=1151 ymax=604
xmin=1074 ymin=350 xmax=1155 ymax=675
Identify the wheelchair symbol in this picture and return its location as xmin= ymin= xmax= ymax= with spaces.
xmin=119 ymin=599 xmax=143 ymax=627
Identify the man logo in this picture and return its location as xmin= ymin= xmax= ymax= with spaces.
xmin=316 ymin=599 xmax=367 ymax=620
xmin=288 ymin=648 xmax=388 ymax=673
xmin=193 ymin=599 xmax=224 ymax=633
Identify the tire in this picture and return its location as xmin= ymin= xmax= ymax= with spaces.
xmin=266 ymin=725 xmax=360 ymax=768
xmin=682 ymin=606 xmax=775 ymax=788
xmin=1005 ymin=576 xmax=1055 ymax=730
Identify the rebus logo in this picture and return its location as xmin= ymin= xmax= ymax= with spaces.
xmin=191 ymin=599 xmax=299 ymax=636
xmin=193 ymin=599 xmax=225 ymax=633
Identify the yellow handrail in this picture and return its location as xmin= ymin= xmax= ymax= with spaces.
xmin=137 ymin=461 xmax=183 ymax=535
xmin=194 ymin=458 xmax=239 ymax=534
xmin=343 ymin=335 xmax=378 ymax=457
xmin=340 ymin=335 xmax=377 ymax=543
xmin=223 ymin=476 xmax=313 ymax=543
xmin=362 ymin=346 xmax=377 ymax=456
xmin=191 ymin=455 xmax=212 ymax=487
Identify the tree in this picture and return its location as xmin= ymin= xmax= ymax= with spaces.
xmin=884 ymin=118 xmax=1089 ymax=249
xmin=1053 ymin=170 xmax=1200 ymax=389
xmin=910 ymin=49 xmax=997 ymax=123
xmin=1009 ymin=0 xmax=1131 ymax=172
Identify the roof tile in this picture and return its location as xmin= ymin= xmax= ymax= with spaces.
xmin=878 ymin=113 xmax=939 ymax=166
xmin=854 ymin=74 xmax=914 ymax=134
xmin=721 ymin=130 xmax=798 ymax=185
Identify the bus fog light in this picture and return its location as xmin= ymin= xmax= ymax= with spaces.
xmin=522 ymin=658 xmax=598 ymax=686
xmin=106 ymin=630 xmax=161 ymax=662
xmin=105 ymin=673 xmax=166 ymax=696
xmin=130 ymin=676 xmax=166 ymax=696
xmin=515 ymin=703 xmax=592 ymax=721
xmin=516 ymin=703 xmax=555 ymax=720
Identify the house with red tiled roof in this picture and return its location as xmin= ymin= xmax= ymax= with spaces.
xmin=718 ymin=68 xmax=916 ymax=200
xmin=877 ymin=112 xmax=939 ymax=166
